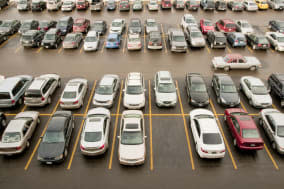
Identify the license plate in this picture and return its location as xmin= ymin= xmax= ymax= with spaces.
xmin=212 ymin=152 xmax=216 ymax=154
xmin=45 ymin=46 xmax=49 ymax=48
xmin=46 ymin=162 xmax=52 ymax=165
xmin=250 ymin=144 xmax=256 ymax=147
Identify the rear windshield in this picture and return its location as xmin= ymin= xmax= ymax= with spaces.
xmin=191 ymin=83 xmax=207 ymax=92
xmin=204 ymin=20 xmax=213 ymax=26
xmin=203 ymin=133 xmax=222 ymax=145
xmin=257 ymin=37 xmax=268 ymax=44
xmin=25 ymin=90 xmax=42 ymax=97
xmin=226 ymin=24 xmax=236 ymax=29
xmin=242 ymin=129 xmax=260 ymax=139
xmin=84 ymin=132 xmax=102 ymax=142
xmin=221 ymin=84 xmax=237 ymax=93
xmin=216 ymin=37 xmax=226 ymax=43
xmin=22 ymin=35 xmax=33 ymax=41
xmin=85 ymin=36 xmax=97 ymax=42
xmin=62 ymin=91 xmax=77 ymax=99
xmin=0 ymin=92 xmax=11 ymax=99
xmin=158 ymin=83 xmax=176 ymax=93
xmin=44 ymin=34 xmax=55 ymax=40
xmin=126 ymin=85 xmax=143 ymax=94
xmin=2 ymin=132 xmax=21 ymax=143
xmin=39 ymin=22 xmax=48 ymax=28
xmin=173 ymin=35 xmax=185 ymax=42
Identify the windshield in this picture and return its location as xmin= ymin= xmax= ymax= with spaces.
xmin=158 ymin=83 xmax=176 ymax=93
xmin=112 ymin=22 xmax=121 ymax=27
xmin=84 ymin=132 xmax=102 ymax=142
xmin=185 ymin=18 xmax=196 ymax=24
xmin=234 ymin=2 xmax=242 ymax=6
xmin=242 ymin=129 xmax=260 ymax=139
xmin=203 ymin=133 xmax=222 ymax=145
xmin=2 ymin=132 xmax=21 ymax=143
xmin=150 ymin=1 xmax=157 ymax=5
xmin=278 ymin=37 xmax=284 ymax=42
xmin=277 ymin=126 xmax=284 ymax=137
xmin=121 ymin=131 xmax=143 ymax=145
xmin=216 ymin=37 xmax=226 ymax=43
xmin=19 ymin=0 xmax=27 ymax=4
xmin=22 ymin=35 xmax=33 ymax=41
xmin=58 ymin=21 xmax=68 ymax=27
xmin=85 ymin=36 xmax=97 ymax=42
xmin=21 ymin=22 xmax=31 ymax=29
xmin=108 ymin=37 xmax=117 ymax=42
xmin=74 ymin=22 xmax=83 ymax=27
xmin=1 ymin=22 xmax=12 ymax=27
xmin=96 ymin=85 xmax=113 ymax=95
xmin=65 ymin=35 xmax=76 ymax=41
xmin=173 ymin=35 xmax=185 ymax=42
xmin=77 ymin=1 xmax=85 ymax=5
xmin=191 ymin=83 xmax=206 ymax=92
xmin=63 ymin=1 xmax=73 ymax=5
xmin=147 ymin=22 xmax=157 ymax=27
xmin=258 ymin=37 xmax=268 ymax=44
xmin=251 ymin=85 xmax=267 ymax=95
xmin=130 ymin=21 xmax=140 ymax=27
xmin=204 ymin=20 xmax=213 ymax=26
xmin=44 ymin=34 xmax=55 ymax=40
xmin=221 ymin=84 xmax=237 ymax=93
xmin=191 ymin=32 xmax=202 ymax=38
xmin=0 ymin=92 xmax=11 ymax=99
xmin=126 ymin=85 xmax=143 ymax=94
xmin=43 ymin=131 xmax=65 ymax=143
xmin=129 ymin=37 xmax=140 ymax=42
xmin=62 ymin=91 xmax=76 ymax=99
xmin=260 ymin=1 xmax=268 ymax=4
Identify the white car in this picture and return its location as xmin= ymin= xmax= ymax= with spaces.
xmin=243 ymin=0 xmax=258 ymax=11
xmin=123 ymin=72 xmax=146 ymax=109
xmin=84 ymin=31 xmax=100 ymax=51
xmin=154 ymin=71 xmax=177 ymax=107
xmin=0 ymin=111 xmax=40 ymax=155
xmin=0 ymin=75 xmax=5 ymax=82
xmin=80 ymin=108 xmax=110 ymax=156
xmin=47 ymin=0 xmax=62 ymax=11
xmin=145 ymin=19 xmax=159 ymax=34
xmin=266 ymin=32 xmax=284 ymax=51
xmin=93 ymin=74 xmax=120 ymax=108
xmin=212 ymin=54 xmax=261 ymax=71
xmin=61 ymin=0 xmax=75 ymax=11
xmin=127 ymin=34 xmax=142 ymax=50
xmin=60 ymin=78 xmax=88 ymax=109
xmin=110 ymin=19 xmax=126 ymax=35
xmin=118 ymin=110 xmax=146 ymax=165
xmin=259 ymin=109 xmax=284 ymax=154
xmin=240 ymin=76 xmax=272 ymax=108
xmin=181 ymin=14 xmax=198 ymax=30
xmin=147 ymin=0 xmax=159 ymax=10
xmin=236 ymin=20 xmax=254 ymax=35
xmin=268 ymin=0 xmax=284 ymax=10
xmin=190 ymin=109 xmax=226 ymax=159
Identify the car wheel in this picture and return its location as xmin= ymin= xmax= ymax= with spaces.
xmin=224 ymin=115 xmax=227 ymax=121
xmin=253 ymin=44 xmax=256 ymax=50
xmin=1 ymin=119 xmax=7 ymax=127
xmin=57 ymin=79 xmax=61 ymax=88
xmin=275 ymin=46 xmax=279 ymax=51
xmin=26 ymin=141 xmax=30 ymax=148
xmin=224 ymin=66 xmax=230 ymax=71
xmin=250 ymin=66 xmax=256 ymax=71
xmin=37 ymin=118 xmax=40 ymax=125
xmin=249 ymin=99 xmax=253 ymax=106
xmin=55 ymin=43 xmax=58 ymax=49
xmin=210 ymin=43 xmax=214 ymax=48
xmin=64 ymin=149 xmax=68 ymax=158
xmin=47 ymin=96 xmax=51 ymax=104
xmin=233 ymin=139 xmax=237 ymax=147
xmin=259 ymin=118 xmax=263 ymax=126
xmin=18 ymin=98 xmax=23 ymax=106
xmin=3 ymin=36 xmax=7 ymax=41
xmin=272 ymin=142 xmax=276 ymax=150
xmin=217 ymin=97 xmax=221 ymax=104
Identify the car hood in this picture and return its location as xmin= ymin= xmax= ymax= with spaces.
xmin=124 ymin=93 xmax=144 ymax=104
xmin=119 ymin=143 xmax=145 ymax=160
xmin=38 ymin=142 xmax=65 ymax=158
xmin=42 ymin=39 xmax=56 ymax=43
xmin=94 ymin=93 xmax=113 ymax=102
xmin=220 ymin=92 xmax=240 ymax=104
xmin=253 ymin=94 xmax=272 ymax=104
xmin=190 ymin=91 xmax=209 ymax=102
xmin=191 ymin=37 xmax=205 ymax=44
xmin=275 ymin=136 xmax=284 ymax=148
xmin=172 ymin=41 xmax=187 ymax=47
xmin=156 ymin=92 xmax=177 ymax=102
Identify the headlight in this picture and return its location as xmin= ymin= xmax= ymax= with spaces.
xmin=54 ymin=154 xmax=63 ymax=160
xmin=221 ymin=97 xmax=226 ymax=103
xmin=191 ymin=99 xmax=196 ymax=103
xmin=37 ymin=156 xmax=43 ymax=161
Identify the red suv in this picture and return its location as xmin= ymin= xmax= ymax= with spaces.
xmin=200 ymin=19 xmax=215 ymax=34
xmin=224 ymin=108 xmax=264 ymax=150
xmin=215 ymin=19 xmax=237 ymax=33
xmin=76 ymin=0 xmax=89 ymax=10
xmin=73 ymin=18 xmax=90 ymax=33
xmin=161 ymin=0 xmax=172 ymax=9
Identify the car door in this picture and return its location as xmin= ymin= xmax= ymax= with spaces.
xmin=230 ymin=117 xmax=241 ymax=143
xmin=265 ymin=115 xmax=276 ymax=141
xmin=77 ymin=83 xmax=84 ymax=104
xmin=237 ymin=57 xmax=249 ymax=69
xmin=243 ymin=79 xmax=252 ymax=98
xmin=229 ymin=58 xmax=239 ymax=69
xmin=192 ymin=119 xmax=201 ymax=150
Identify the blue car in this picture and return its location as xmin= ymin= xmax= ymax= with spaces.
xmin=106 ymin=33 xmax=121 ymax=49
xmin=227 ymin=32 xmax=247 ymax=48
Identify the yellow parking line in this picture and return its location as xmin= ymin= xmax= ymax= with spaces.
xmin=80 ymin=46 xmax=84 ymax=54
xmin=240 ymin=101 xmax=248 ymax=112
xmin=247 ymin=46 xmax=253 ymax=54
xmin=264 ymin=143 xmax=279 ymax=170
xmin=36 ymin=47 xmax=43 ymax=54
xmin=227 ymin=47 xmax=232 ymax=53
xmin=101 ymin=40 xmax=105 ymax=53
xmin=24 ymin=99 xmax=60 ymax=170
xmin=176 ymin=81 xmax=195 ymax=170
xmin=15 ymin=46 xmax=22 ymax=53
xmin=21 ymin=105 xmax=27 ymax=112
xmin=67 ymin=81 xmax=97 ymax=170
xmin=57 ymin=46 xmax=63 ymax=54
xmin=0 ymin=33 xmax=18 ymax=48
xmin=209 ymin=100 xmax=238 ymax=170
xmin=206 ymin=45 xmax=211 ymax=54
xmin=160 ymin=24 xmax=168 ymax=53
xmin=108 ymin=80 xmax=123 ymax=170
xmin=148 ymin=80 xmax=154 ymax=171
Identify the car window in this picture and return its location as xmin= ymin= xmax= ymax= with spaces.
xmin=239 ymin=58 xmax=245 ymax=63
xmin=202 ymin=133 xmax=222 ymax=144
xmin=42 ymin=79 xmax=53 ymax=94
xmin=231 ymin=117 xmax=240 ymax=133
xmin=194 ymin=119 xmax=201 ymax=137
xmin=2 ymin=132 xmax=21 ymax=143
xmin=78 ymin=84 xmax=83 ymax=93
xmin=12 ymin=81 xmax=24 ymax=96
xmin=266 ymin=115 xmax=276 ymax=132
xmin=242 ymin=129 xmax=260 ymax=139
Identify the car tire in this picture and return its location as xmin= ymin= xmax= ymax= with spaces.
xmin=233 ymin=139 xmax=237 ymax=147
xmin=37 ymin=118 xmax=40 ymax=125
xmin=18 ymin=98 xmax=23 ymax=106
xmin=55 ymin=43 xmax=58 ymax=49
xmin=217 ymin=97 xmax=221 ymax=104
xmin=64 ymin=149 xmax=68 ymax=158
xmin=250 ymin=66 xmax=256 ymax=71
xmin=272 ymin=142 xmax=276 ymax=150
xmin=253 ymin=45 xmax=256 ymax=50
xmin=210 ymin=43 xmax=214 ymax=48
xmin=259 ymin=118 xmax=263 ymax=126
xmin=224 ymin=66 xmax=230 ymax=71
xmin=47 ymin=96 xmax=51 ymax=104
xmin=26 ymin=141 xmax=30 ymax=148
xmin=58 ymin=79 xmax=61 ymax=88
xmin=1 ymin=119 xmax=7 ymax=127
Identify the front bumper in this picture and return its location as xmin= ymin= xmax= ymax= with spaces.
xmin=119 ymin=158 xmax=145 ymax=166
xmin=81 ymin=147 xmax=107 ymax=156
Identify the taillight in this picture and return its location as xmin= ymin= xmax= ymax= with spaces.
xmin=149 ymin=42 xmax=153 ymax=45
xmin=80 ymin=145 xmax=85 ymax=150
xmin=221 ymin=149 xmax=226 ymax=153
xmin=44 ymin=27 xmax=48 ymax=31
xmin=73 ymin=100 xmax=78 ymax=104
xmin=72 ymin=42 xmax=75 ymax=45
xmin=37 ymin=27 xmax=40 ymax=30
xmin=99 ymin=144 xmax=105 ymax=149
xmin=258 ymin=44 xmax=261 ymax=47
xmin=41 ymin=97 xmax=45 ymax=101
xmin=201 ymin=148 xmax=208 ymax=153
xmin=235 ymin=40 xmax=238 ymax=43
xmin=60 ymin=101 xmax=64 ymax=105
xmin=11 ymin=100 xmax=15 ymax=104
xmin=16 ymin=146 xmax=21 ymax=150
xmin=116 ymin=42 xmax=119 ymax=45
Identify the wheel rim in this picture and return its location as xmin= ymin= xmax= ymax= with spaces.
xmin=19 ymin=98 xmax=22 ymax=105
xmin=250 ymin=66 xmax=256 ymax=71
xmin=64 ymin=149 xmax=68 ymax=157
xmin=233 ymin=139 xmax=237 ymax=146
xmin=259 ymin=118 xmax=263 ymax=126
xmin=2 ymin=119 xmax=6 ymax=127
xmin=217 ymin=97 xmax=221 ymax=104
xmin=272 ymin=142 xmax=276 ymax=149
xmin=27 ymin=141 xmax=30 ymax=148
xmin=48 ymin=97 xmax=51 ymax=104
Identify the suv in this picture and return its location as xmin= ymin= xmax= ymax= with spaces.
xmin=90 ymin=0 xmax=103 ymax=11
xmin=123 ymin=72 xmax=146 ymax=109
xmin=73 ymin=18 xmax=90 ymax=34
xmin=19 ymin=20 xmax=39 ymax=34
xmin=268 ymin=0 xmax=284 ymax=10
xmin=200 ymin=0 xmax=215 ymax=10
xmin=56 ymin=16 xmax=73 ymax=35
xmin=47 ymin=0 xmax=62 ymax=11
xmin=161 ymin=0 xmax=172 ymax=9
xmin=21 ymin=30 xmax=45 ymax=48
xmin=154 ymin=71 xmax=177 ymax=107
xmin=268 ymin=73 xmax=284 ymax=107
xmin=212 ymin=74 xmax=240 ymax=107
xmin=168 ymin=28 xmax=188 ymax=52
xmin=76 ymin=0 xmax=89 ymax=10
xmin=216 ymin=19 xmax=237 ymax=33
xmin=24 ymin=74 xmax=60 ymax=107
xmin=41 ymin=28 xmax=62 ymax=49
xmin=0 ymin=75 xmax=33 ymax=108
xmin=31 ymin=0 xmax=46 ymax=11
xmin=207 ymin=31 xmax=226 ymax=48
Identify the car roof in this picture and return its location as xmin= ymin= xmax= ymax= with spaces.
xmin=113 ymin=19 xmax=123 ymax=22
xmin=197 ymin=118 xmax=219 ymax=133
xmin=233 ymin=32 xmax=245 ymax=37
xmin=189 ymin=74 xmax=204 ymax=84
xmin=123 ymin=118 xmax=141 ymax=131
xmin=127 ymin=72 xmax=142 ymax=86
xmin=244 ymin=76 xmax=264 ymax=85
xmin=269 ymin=113 xmax=284 ymax=126
xmin=5 ymin=120 xmax=27 ymax=133
xmin=94 ymin=20 xmax=104 ymax=24
xmin=128 ymin=34 xmax=140 ymax=38
xmin=85 ymin=117 xmax=104 ymax=132
xmin=158 ymin=71 xmax=173 ymax=83
xmin=273 ymin=73 xmax=284 ymax=83
xmin=172 ymin=29 xmax=184 ymax=36
xmin=22 ymin=20 xmax=34 ymax=23
xmin=234 ymin=115 xmax=257 ymax=129
xmin=0 ymin=77 xmax=21 ymax=92
xmin=226 ymin=53 xmax=244 ymax=59
xmin=28 ymin=77 xmax=47 ymax=90
xmin=47 ymin=116 xmax=68 ymax=132
xmin=87 ymin=31 xmax=98 ymax=36
xmin=67 ymin=33 xmax=78 ymax=37
xmin=146 ymin=19 xmax=156 ymax=22
xmin=64 ymin=81 xmax=81 ymax=92
xmin=184 ymin=14 xmax=194 ymax=18
xmin=215 ymin=73 xmax=234 ymax=84
xmin=100 ymin=75 xmax=115 ymax=86
xmin=60 ymin=16 xmax=72 ymax=21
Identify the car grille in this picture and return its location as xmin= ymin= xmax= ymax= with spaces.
xmin=163 ymin=101 xmax=171 ymax=104
xmin=96 ymin=100 xmax=107 ymax=103
xmin=44 ymin=157 xmax=55 ymax=161
xmin=129 ymin=104 xmax=139 ymax=106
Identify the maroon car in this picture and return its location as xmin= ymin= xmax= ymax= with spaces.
xmin=73 ymin=18 xmax=90 ymax=33
xmin=224 ymin=108 xmax=264 ymax=150
xmin=200 ymin=19 xmax=215 ymax=34
xmin=216 ymin=19 xmax=237 ymax=34
xmin=161 ymin=0 xmax=172 ymax=9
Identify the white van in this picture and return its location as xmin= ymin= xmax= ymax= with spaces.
xmin=47 ymin=0 xmax=62 ymax=10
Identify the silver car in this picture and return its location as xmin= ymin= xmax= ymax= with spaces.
xmin=145 ymin=19 xmax=159 ymax=34
xmin=259 ymin=109 xmax=284 ymax=154
xmin=154 ymin=71 xmax=177 ymax=107
xmin=84 ymin=31 xmax=100 ymax=51
xmin=24 ymin=74 xmax=61 ymax=107
xmin=80 ymin=108 xmax=110 ymax=156
xmin=63 ymin=32 xmax=83 ymax=49
xmin=61 ymin=0 xmax=75 ymax=11
xmin=168 ymin=28 xmax=188 ymax=52
xmin=93 ymin=74 xmax=120 ymax=108
xmin=0 ymin=75 xmax=33 ymax=108
xmin=60 ymin=78 xmax=88 ymax=109
xmin=110 ymin=19 xmax=126 ymax=35
xmin=147 ymin=0 xmax=159 ymax=10
xmin=0 ymin=111 xmax=40 ymax=155
xmin=266 ymin=32 xmax=284 ymax=51
xmin=185 ymin=26 xmax=205 ymax=48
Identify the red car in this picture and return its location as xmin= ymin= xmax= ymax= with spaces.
xmin=224 ymin=108 xmax=264 ymax=150
xmin=76 ymin=0 xmax=89 ymax=10
xmin=161 ymin=0 xmax=172 ymax=9
xmin=215 ymin=19 xmax=237 ymax=33
xmin=200 ymin=19 xmax=215 ymax=34
xmin=73 ymin=18 xmax=90 ymax=33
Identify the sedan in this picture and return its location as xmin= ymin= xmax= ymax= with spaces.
xmin=268 ymin=20 xmax=284 ymax=33
xmin=212 ymin=53 xmax=261 ymax=71
xmin=63 ymin=33 xmax=83 ymax=49
xmin=37 ymin=111 xmax=74 ymax=164
xmin=228 ymin=1 xmax=244 ymax=11
xmin=235 ymin=20 xmax=254 ymax=35
xmin=118 ymin=110 xmax=146 ymax=165
xmin=127 ymin=34 xmax=142 ymax=50
xmin=128 ymin=18 xmax=142 ymax=34
xmin=190 ymin=109 xmax=226 ymax=159
xmin=216 ymin=19 xmax=237 ymax=33
xmin=60 ymin=78 xmax=88 ymax=109
xmin=80 ymin=108 xmax=110 ymax=156
xmin=0 ymin=111 xmax=40 ymax=155
xmin=148 ymin=0 xmax=159 ymax=10
xmin=147 ymin=31 xmax=163 ymax=50
xmin=106 ymin=33 xmax=121 ymax=49
xmin=247 ymin=33 xmax=270 ymax=50
xmin=38 ymin=20 xmax=57 ymax=32
xmin=224 ymin=108 xmax=264 ymax=150
xmin=266 ymin=32 xmax=284 ymax=51
xmin=145 ymin=19 xmax=159 ymax=34
xmin=185 ymin=26 xmax=205 ymax=48
xmin=0 ymin=20 xmax=21 ymax=36
xmin=61 ymin=0 xmax=75 ymax=11
xmin=243 ymin=0 xmax=258 ymax=11
xmin=110 ymin=19 xmax=125 ymax=35
xmin=73 ymin=18 xmax=90 ymax=34
xmin=84 ymin=31 xmax=100 ymax=51
xmin=90 ymin=21 xmax=107 ymax=35
xmin=199 ymin=19 xmax=215 ymax=34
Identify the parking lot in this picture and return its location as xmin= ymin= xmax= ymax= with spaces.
xmin=1 ymin=2 xmax=284 ymax=189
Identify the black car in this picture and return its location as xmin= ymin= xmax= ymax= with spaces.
xmin=90 ymin=20 xmax=107 ymax=35
xmin=247 ymin=33 xmax=270 ymax=50
xmin=20 ymin=30 xmax=45 ymax=48
xmin=41 ymin=28 xmax=62 ymax=49
xmin=0 ymin=20 xmax=21 ymax=36
xmin=268 ymin=73 xmax=284 ymax=107
xmin=0 ymin=112 xmax=6 ymax=130
xmin=19 ymin=20 xmax=39 ymax=34
xmin=207 ymin=31 xmax=226 ymax=48
xmin=211 ymin=73 xmax=240 ymax=107
xmin=215 ymin=0 xmax=226 ymax=11
xmin=185 ymin=73 xmax=209 ymax=107
xmin=0 ymin=33 xmax=7 ymax=44
xmin=268 ymin=20 xmax=284 ymax=33
xmin=56 ymin=16 xmax=73 ymax=36
xmin=38 ymin=20 xmax=57 ymax=32
xmin=128 ymin=18 xmax=142 ymax=34
xmin=107 ymin=0 xmax=116 ymax=10
xmin=37 ymin=111 xmax=74 ymax=164
xmin=0 ymin=0 xmax=9 ymax=10
xmin=31 ymin=0 xmax=46 ymax=11
xmin=227 ymin=1 xmax=244 ymax=11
